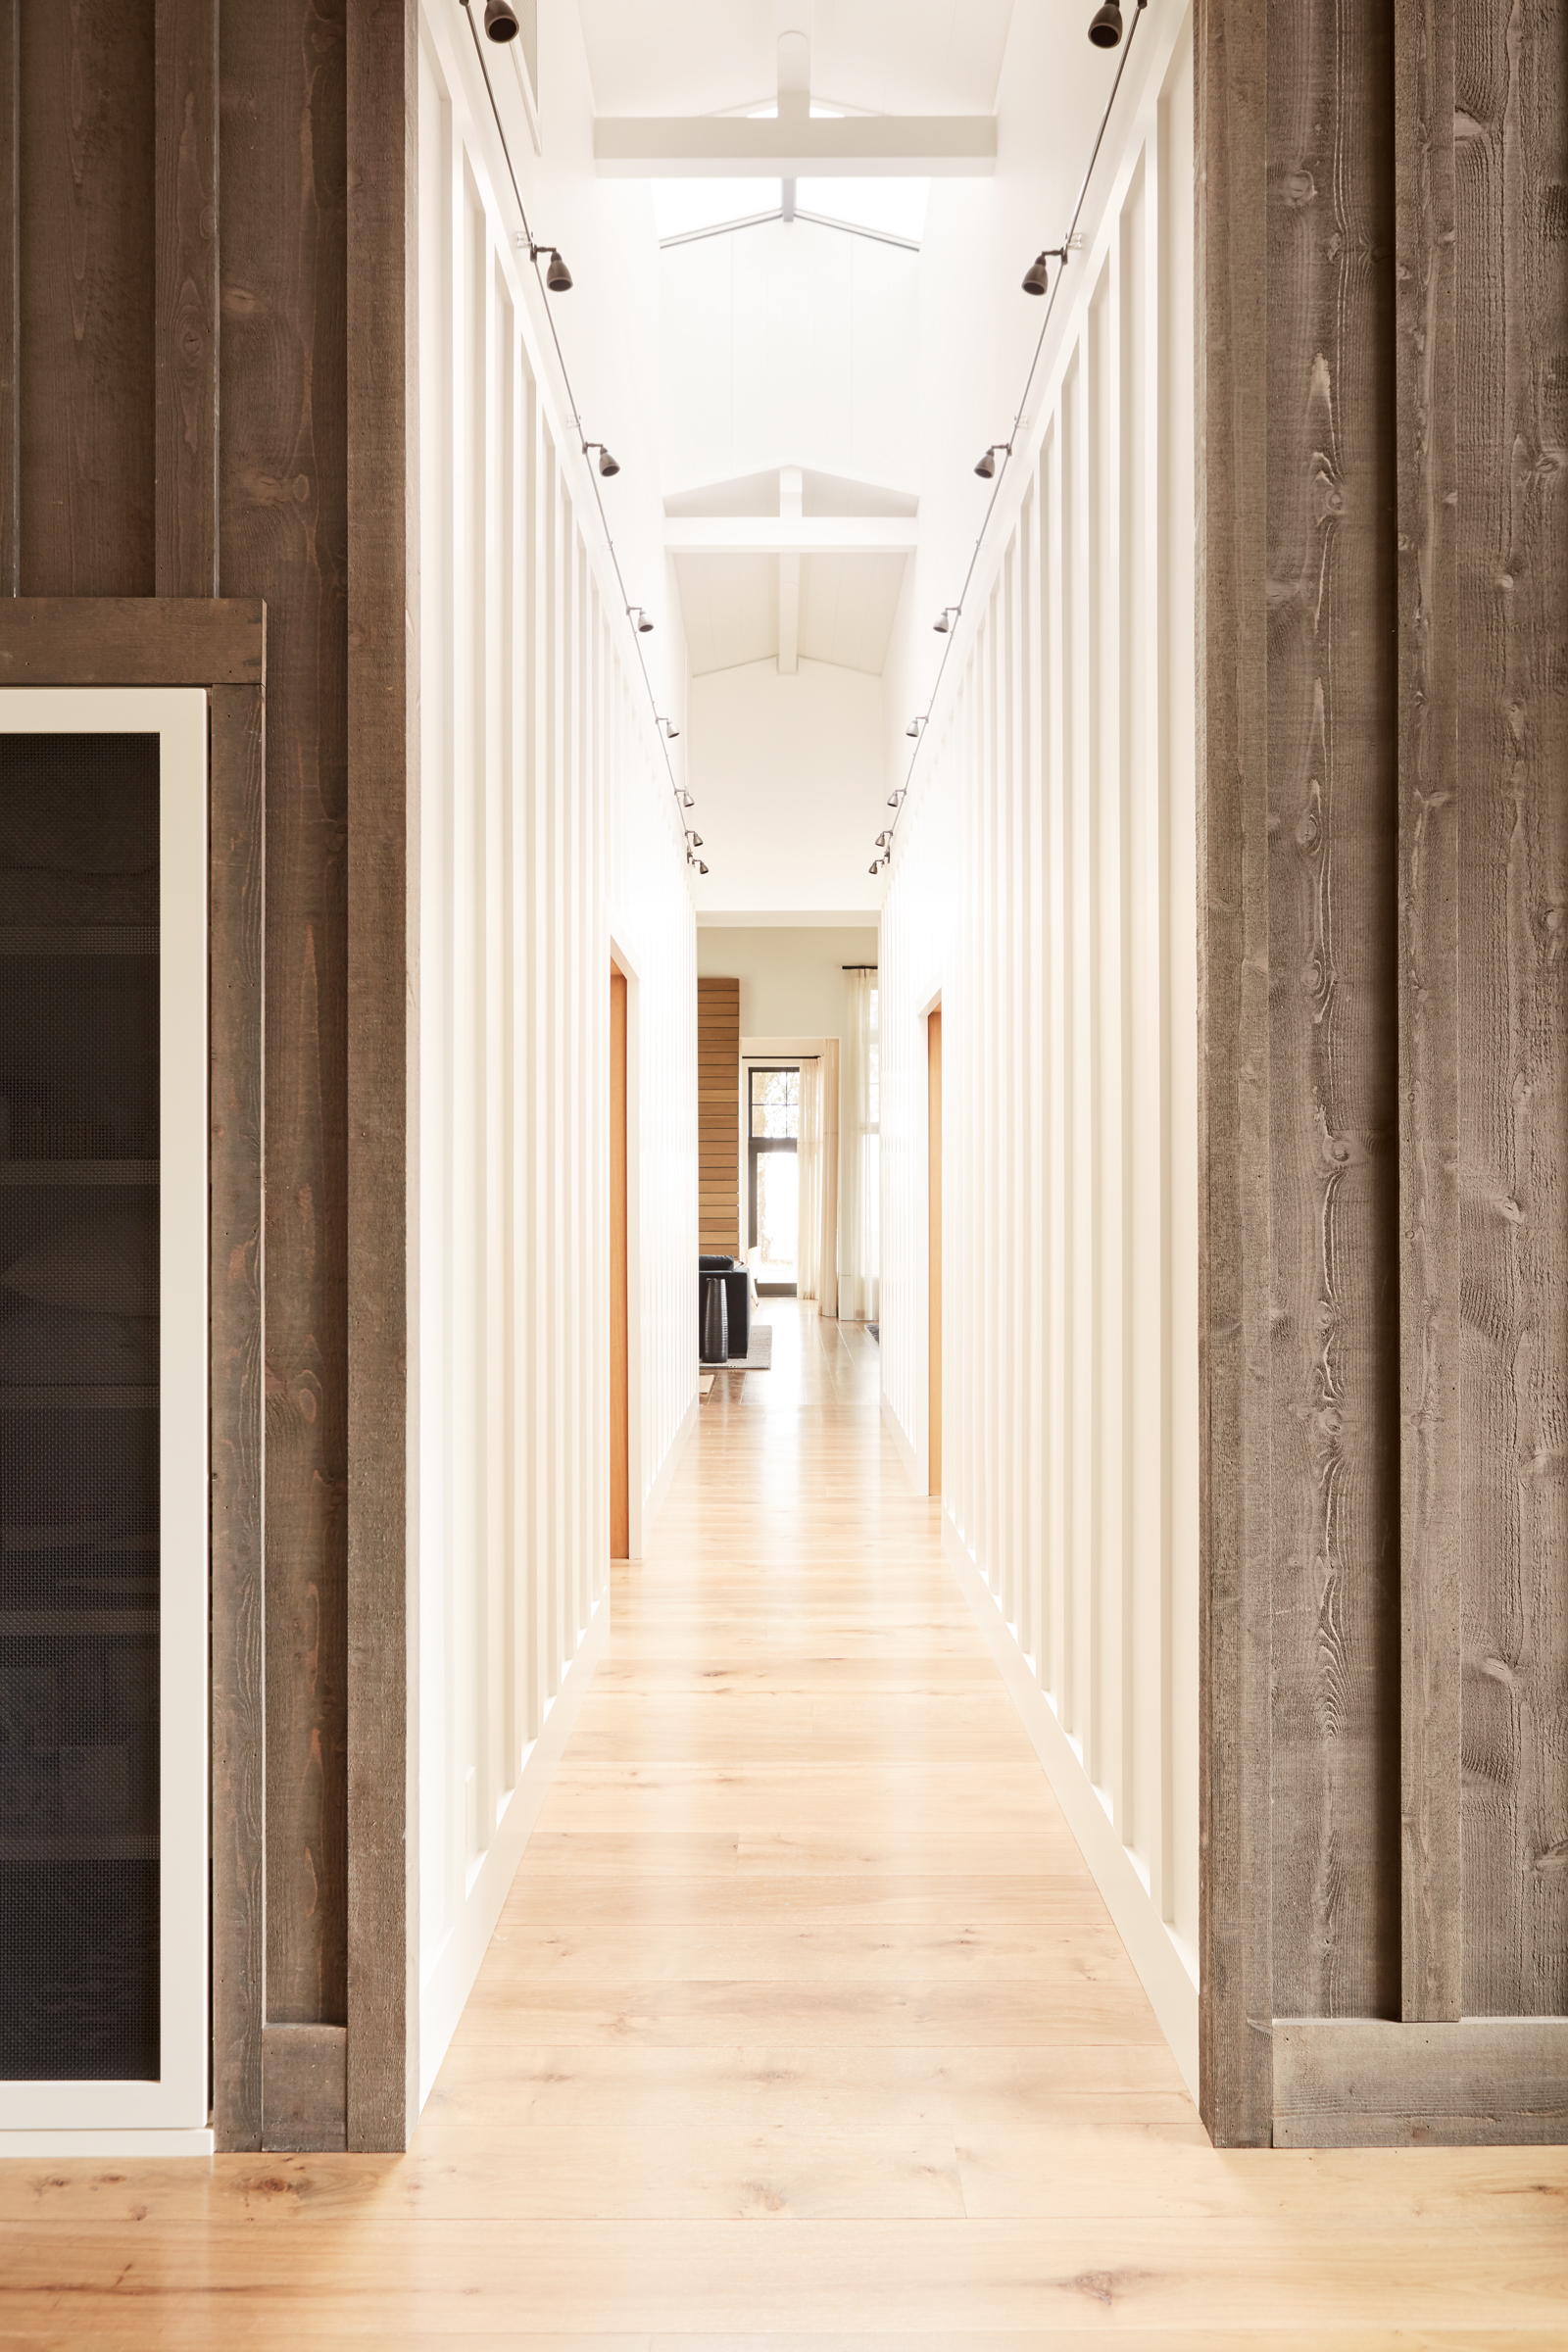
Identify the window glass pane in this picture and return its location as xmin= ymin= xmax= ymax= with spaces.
xmin=750 ymin=1068 xmax=800 ymax=1138
xmin=755 ymin=1149 xmax=798 ymax=1277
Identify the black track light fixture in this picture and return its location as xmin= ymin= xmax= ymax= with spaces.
xmin=868 ymin=859 xmax=882 ymax=877
xmin=686 ymin=830 xmax=704 ymax=849
xmin=1089 ymin=0 xmax=1145 ymax=48
xmin=1021 ymin=244 xmax=1070 ymax=297
xmin=529 ymin=241 xmax=573 ymax=291
xmin=934 ymin=607 xmax=960 ymax=634
xmin=888 ymin=787 xmax=906 ymax=808
xmin=906 ymin=716 xmax=926 ymax=741
xmin=482 ymin=0 xmax=520 ymax=37
xmin=677 ymin=788 xmax=695 ymax=808
xmin=628 ymin=606 xmax=654 ymax=634
xmin=583 ymin=441 xmax=619 ymax=477
xmin=698 ymin=861 xmax=710 ymax=876
xmin=875 ymin=831 xmax=892 ymax=850
xmin=975 ymin=443 xmax=1009 ymax=480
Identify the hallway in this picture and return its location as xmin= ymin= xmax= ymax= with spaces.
xmin=3 ymin=1301 xmax=1565 ymax=2339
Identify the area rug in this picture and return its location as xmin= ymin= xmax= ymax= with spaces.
xmin=702 ymin=1324 xmax=772 ymax=1372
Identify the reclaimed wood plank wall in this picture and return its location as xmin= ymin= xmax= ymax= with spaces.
xmin=698 ymin=976 xmax=740 ymax=1255
xmin=1198 ymin=0 xmax=1567 ymax=2145
xmin=0 ymin=0 xmax=398 ymax=2146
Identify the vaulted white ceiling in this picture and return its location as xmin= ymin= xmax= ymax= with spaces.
xmin=576 ymin=0 xmax=1017 ymax=122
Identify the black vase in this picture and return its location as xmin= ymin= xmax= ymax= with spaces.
xmin=701 ymin=1274 xmax=728 ymax=1365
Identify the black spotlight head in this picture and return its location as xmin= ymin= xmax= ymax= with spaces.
xmin=698 ymin=860 xmax=709 ymax=876
xmin=975 ymin=447 xmax=997 ymax=479
xmin=1022 ymin=250 xmax=1053 ymax=296
xmin=598 ymin=446 xmax=620 ymax=477
xmin=1088 ymin=2 xmax=1124 ymax=46
xmin=484 ymin=0 xmax=521 ymax=39
xmin=545 ymin=247 xmax=573 ymax=292
xmin=869 ymin=859 xmax=881 ymax=876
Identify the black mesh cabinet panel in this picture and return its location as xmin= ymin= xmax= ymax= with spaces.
xmin=0 ymin=735 xmax=162 ymax=2082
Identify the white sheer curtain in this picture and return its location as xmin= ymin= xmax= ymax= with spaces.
xmin=795 ymin=1050 xmax=840 ymax=1317
xmin=839 ymin=971 xmax=879 ymax=1322
xmin=797 ymin=1059 xmax=823 ymax=1302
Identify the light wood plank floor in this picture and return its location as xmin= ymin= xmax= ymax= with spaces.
xmin=3 ymin=1300 xmax=1566 ymax=2343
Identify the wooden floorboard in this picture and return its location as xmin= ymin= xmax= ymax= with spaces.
xmin=0 ymin=1302 xmax=1563 ymax=2338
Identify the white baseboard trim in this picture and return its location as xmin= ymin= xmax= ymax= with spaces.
xmin=942 ymin=1509 xmax=1200 ymax=2106
xmin=881 ymin=1386 xmax=922 ymax=1494
xmin=0 ymin=2128 xmax=215 ymax=2159
xmin=416 ymin=1591 xmax=610 ymax=2112
xmin=639 ymin=1387 xmax=698 ymax=1552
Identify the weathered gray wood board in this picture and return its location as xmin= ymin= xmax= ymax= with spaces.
xmin=261 ymin=2024 xmax=349 ymax=2153
xmin=220 ymin=0 xmax=351 ymax=2036
xmin=1395 ymin=0 xmax=1463 ymax=2027
xmin=1265 ymin=0 xmax=1401 ymax=2028
xmin=344 ymin=0 xmax=415 ymax=2154
xmin=1274 ymin=2018 xmax=1568 ymax=2146
xmin=1200 ymin=0 xmax=1567 ymax=2144
xmin=1195 ymin=0 xmax=1276 ymax=2150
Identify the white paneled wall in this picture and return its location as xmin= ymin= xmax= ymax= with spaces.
xmin=879 ymin=14 xmax=1200 ymax=2094
xmin=412 ymin=12 xmax=697 ymax=2110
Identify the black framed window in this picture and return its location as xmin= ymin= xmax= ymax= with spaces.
xmin=747 ymin=1066 xmax=799 ymax=1293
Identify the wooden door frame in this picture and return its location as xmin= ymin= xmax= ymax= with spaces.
xmin=0 ymin=596 xmax=267 ymax=2149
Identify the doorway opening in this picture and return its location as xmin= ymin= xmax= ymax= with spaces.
xmin=748 ymin=1064 xmax=800 ymax=1296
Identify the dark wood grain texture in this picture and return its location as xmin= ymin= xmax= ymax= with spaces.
xmin=1454 ymin=0 xmax=1568 ymax=2021
xmin=210 ymin=670 xmax=268 ymax=2150
xmin=1265 ymin=0 xmax=1401 ymax=2025
xmin=0 ymin=593 xmax=261 ymax=680
xmin=19 ymin=0 xmax=156 ymax=594
xmin=0 ymin=0 xmax=18 ymax=593
xmin=220 ymin=0 xmax=351 ymax=2032
xmin=1194 ymin=0 xmax=1274 ymax=2147
xmin=155 ymin=0 xmax=219 ymax=595
xmin=1273 ymin=2017 xmax=1568 ymax=2145
xmin=1394 ymin=0 xmax=1462 ymax=2025
xmin=344 ymin=0 xmax=414 ymax=2153
xmin=261 ymin=2023 xmax=347 ymax=2152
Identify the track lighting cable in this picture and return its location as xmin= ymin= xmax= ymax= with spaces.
xmin=877 ymin=0 xmax=1149 ymax=866
xmin=457 ymin=3 xmax=696 ymax=841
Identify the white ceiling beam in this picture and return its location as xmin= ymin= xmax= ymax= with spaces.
xmin=594 ymin=114 xmax=997 ymax=177
xmin=666 ymin=516 xmax=917 ymax=557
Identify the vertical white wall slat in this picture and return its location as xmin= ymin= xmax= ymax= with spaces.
xmin=878 ymin=14 xmax=1199 ymax=2100
xmin=412 ymin=7 xmax=697 ymax=2111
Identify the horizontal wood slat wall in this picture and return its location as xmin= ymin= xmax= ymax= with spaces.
xmin=1197 ymin=0 xmax=1566 ymax=2145
xmin=699 ymin=976 xmax=741 ymax=1257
